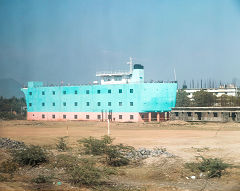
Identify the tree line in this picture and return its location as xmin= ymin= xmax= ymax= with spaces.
xmin=176 ymin=90 xmax=240 ymax=107
xmin=0 ymin=97 xmax=26 ymax=120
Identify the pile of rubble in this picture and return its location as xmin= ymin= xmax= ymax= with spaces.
xmin=0 ymin=137 xmax=25 ymax=149
xmin=126 ymin=147 xmax=175 ymax=160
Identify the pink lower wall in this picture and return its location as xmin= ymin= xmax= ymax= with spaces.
xmin=27 ymin=112 xmax=141 ymax=122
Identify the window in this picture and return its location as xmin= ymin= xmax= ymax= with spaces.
xmin=114 ymin=76 xmax=122 ymax=81
xmin=104 ymin=77 xmax=111 ymax=81
xmin=86 ymin=90 xmax=89 ymax=94
xmin=97 ymin=90 xmax=101 ymax=94
xmin=97 ymin=115 xmax=101 ymax=119
xmin=74 ymin=102 xmax=78 ymax=106
xmin=119 ymin=115 xmax=122 ymax=119
xmin=108 ymin=89 xmax=111 ymax=94
xmin=213 ymin=112 xmax=218 ymax=117
xmin=119 ymin=89 xmax=122 ymax=93
xmin=63 ymin=115 xmax=66 ymax=119
xmin=108 ymin=115 xmax=112 ymax=119
xmin=130 ymin=115 xmax=134 ymax=120
xmin=42 ymin=102 xmax=45 ymax=106
xmin=74 ymin=115 xmax=78 ymax=119
xmin=52 ymin=102 xmax=55 ymax=106
xmin=86 ymin=102 xmax=90 ymax=106
xmin=108 ymin=102 xmax=111 ymax=106
xmin=52 ymin=91 xmax=55 ymax=95
xmin=42 ymin=91 xmax=45 ymax=95
xmin=75 ymin=90 xmax=78 ymax=94
xmin=29 ymin=103 xmax=32 ymax=107
xmin=52 ymin=114 xmax=55 ymax=119
xmin=119 ymin=102 xmax=122 ymax=106
xmin=130 ymin=102 xmax=133 ymax=106
xmin=42 ymin=114 xmax=45 ymax=119
xmin=187 ymin=112 xmax=192 ymax=117
xmin=63 ymin=102 xmax=66 ymax=106
xmin=97 ymin=102 xmax=101 ymax=106
xmin=86 ymin=115 xmax=89 ymax=119
xmin=29 ymin=92 xmax=32 ymax=95
xmin=130 ymin=89 xmax=133 ymax=93
xmin=175 ymin=112 xmax=179 ymax=117
xmin=63 ymin=90 xmax=66 ymax=94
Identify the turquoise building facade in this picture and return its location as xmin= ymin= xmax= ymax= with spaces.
xmin=22 ymin=60 xmax=177 ymax=122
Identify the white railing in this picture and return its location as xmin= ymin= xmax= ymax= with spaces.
xmin=96 ymin=70 xmax=131 ymax=76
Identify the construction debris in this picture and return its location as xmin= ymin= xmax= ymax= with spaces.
xmin=0 ymin=137 xmax=25 ymax=149
xmin=126 ymin=147 xmax=175 ymax=160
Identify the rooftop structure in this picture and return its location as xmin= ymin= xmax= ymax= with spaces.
xmin=96 ymin=58 xmax=144 ymax=85
xmin=183 ymin=85 xmax=239 ymax=99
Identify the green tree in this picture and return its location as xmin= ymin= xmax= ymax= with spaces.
xmin=176 ymin=90 xmax=191 ymax=107
xmin=217 ymin=95 xmax=240 ymax=107
xmin=192 ymin=90 xmax=216 ymax=107
xmin=0 ymin=97 xmax=26 ymax=119
xmin=217 ymin=94 xmax=229 ymax=107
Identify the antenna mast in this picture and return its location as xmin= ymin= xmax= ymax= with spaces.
xmin=127 ymin=57 xmax=133 ymax=74
xmin=173 ymin=67 xmax=177 ymax=81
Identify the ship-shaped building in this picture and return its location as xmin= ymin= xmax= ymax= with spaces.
xmin=21 ymin=58 xmax=177 ymax=122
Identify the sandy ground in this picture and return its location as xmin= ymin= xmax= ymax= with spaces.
xmin=0 ymin=120 xmax=240 ymax=164
xmin=0 ymin=120 xmax=240 ymax=191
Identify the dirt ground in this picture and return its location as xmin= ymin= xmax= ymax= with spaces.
xmin=1 ymin=120 xmax=240 ymax=163
xmin=0 ymin=120 xmax=240 ymax=191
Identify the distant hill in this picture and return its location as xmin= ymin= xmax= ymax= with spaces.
xmin=0 ymin=78 xmax=24 ymax=98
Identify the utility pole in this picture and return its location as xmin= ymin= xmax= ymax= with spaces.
xmin=107 ymin=119 xmax=110 ymax=136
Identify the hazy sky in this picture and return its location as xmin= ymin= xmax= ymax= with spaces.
xmin=1 ymin=0 xmax=240 ymax=86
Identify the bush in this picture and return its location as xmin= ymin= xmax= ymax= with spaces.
xmin=56 ymin=137 xmax=68 ymax=151
xmin=105 ymin=144 xmax=132 ymax=167
xmin=54 ymin=154 xmax=80 ymax=169
xmin=78 ymin=135 xmax=113 ymax=155
xmin=32 ymin=175 xmax=51 ymax=184
xmin=185 ymin=156 xmax=231 ymax=178
xmin=67 ymin=158 xmax=102 ymax=186
xmin=78 ymin=136 xmax=133 ymax=167
xmin=54 ymin=154 xmax=107 ymax=186
xmin=12 ymin=145 xmax=48 ymax=167
xmin=198 ymin=157 xmax=231 ymax=178
xmin=0 ymin=160 xmax=18 ymax=175
xmin=0 ymin=174 xmax=7 ymax=182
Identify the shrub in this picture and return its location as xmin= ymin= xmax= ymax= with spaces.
xmin=78 ymin=136 xmax=133 ymax=167
xmin=185 ymin=156 xmax=231 ymax=178
xmin=12 ymin=145 xmax=48 ymax=167
xmin=0 ymin=160 xmax=18 ymax=175
xmin=0 ymin=174 xmax=7 ymax=182
xmin=32 ymin=175 xmax=51 ymax=184
xmin=56 ymin=137 xmax=68 ymax=151
xmin=67 ymin=158 xmax=102 ymax=186
xmin=78 ymin=135 xmax=113 ymax=155
xmin=105 ymin=144 xmax=132 ymax=167
xmin=54 ymin=154 xmax=80 ymax=169
xmin=198 ymin=157 xmax=231 ymax=178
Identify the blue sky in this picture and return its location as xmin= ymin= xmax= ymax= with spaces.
xmin=1 ymin=0 xmax=240 ymax=87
